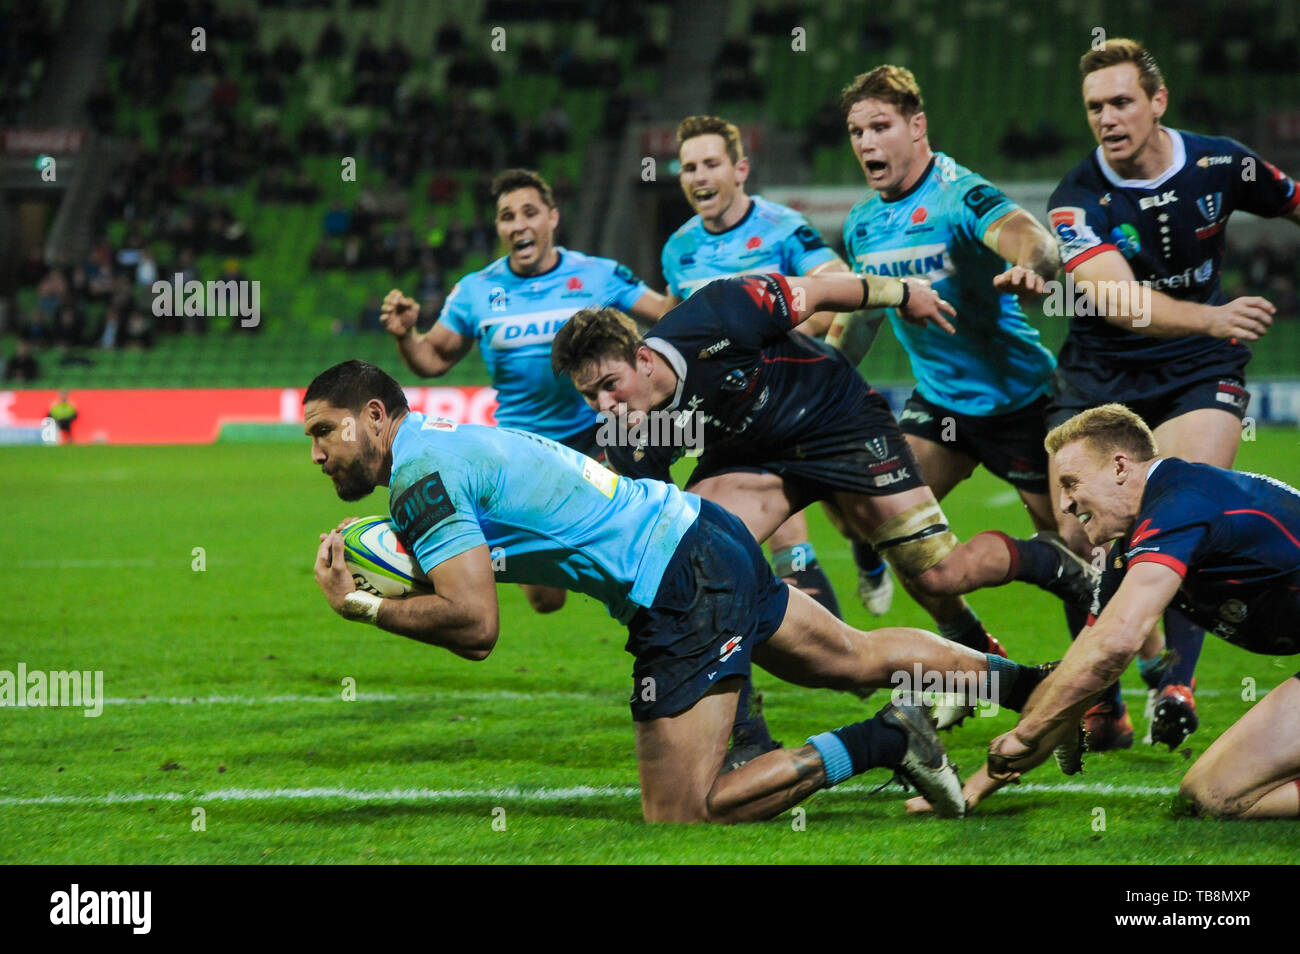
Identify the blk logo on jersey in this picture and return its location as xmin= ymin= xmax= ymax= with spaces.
xmin=1138 ymin=190 xmax=1177 ymax=210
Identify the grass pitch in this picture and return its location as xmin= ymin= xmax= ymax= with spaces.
xmin=3 ymin=427 xmax=1299 ymax=864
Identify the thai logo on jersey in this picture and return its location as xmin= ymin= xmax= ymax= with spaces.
xmin=489 ymin=286 xmax=509 ymax=312
xmin=854 ymin=243 xmax=953 ymax=282
xmin=1050 ymin=207 xmax=1101 ymax=262
xmin=1197 ymin=154 xmax=1233 ymax=167
xmin=1196 ymin=193 xmax=1222 ymax=222
xmin=1110 ymin=223 xmax=1141 ymax=259
xmin=485 ymin=308 xmax=576 ymax=350
xmin=697 ymin=338 xmax=731 ymax=359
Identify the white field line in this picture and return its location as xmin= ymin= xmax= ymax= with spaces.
xmin=93 ymin=690 xmax=608 ymax=706
xmin=15 ymin=558 xmax=160 ymax=568
xmin=984 ymin=490 xmax=1022 ymax=507
xmin=0 ymin=780 xmax=1178 ymax=809
xmin=65 ymin=687 xmax=1231 ymax=708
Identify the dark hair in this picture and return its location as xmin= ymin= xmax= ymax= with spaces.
xmin=304 ymin=360 xmax=409 ymax=416
xmin=491 ymin=169 xmax=556 ymax=209
xmin=551 ymin=307 xmax=643 ymax=377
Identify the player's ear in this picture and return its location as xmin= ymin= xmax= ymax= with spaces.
xmin=1113 ymin=453 xmax=1130 ymax=482
xmin=911 ymin=110 xmax=927 ymax=143
xmin=1150 ymin=86 xmax=1168 ymax=121
xmin=547 ymin=203 xmax=560 ymax=231
xmin=734 ymin=156 xmax=750 ymax=185
xmin=635 ymin=344 xmax=655 ymax=376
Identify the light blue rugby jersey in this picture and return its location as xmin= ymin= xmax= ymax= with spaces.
xmin=661 ymin=194 xmax=839 ymax=298
xmin=842 ymin=153 xmax=1056 ymax=417
xmin=438 ymin=248 xmax=649 ymax=439
xmin=387 ymin=413 xmax=701 ymax=624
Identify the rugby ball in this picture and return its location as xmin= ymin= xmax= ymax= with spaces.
xmin=341 ymin=516 xmax=432 ymax=597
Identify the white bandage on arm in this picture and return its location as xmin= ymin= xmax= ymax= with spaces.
xmin=869 ymin=499 xmax=959 ymax=577
xmin=342 ymin=590 xmax=383 ymax=624
xmin=859 ymin=274 xmax=908 ymax=309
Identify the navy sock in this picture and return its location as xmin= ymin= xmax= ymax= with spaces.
xmin=1100 ymin=680 xmax=1124 ymax=711
xmin=731 ymin=679 xmax=776 ymax=751
xmin=1138 ymin=652 xmax=1170 ymax=690
xmin=852 ymin=540 xmax=886 ymax=575
xmin=939 ymin=607 xmax=991 ymax=652
xmin=1161 ymin=610 xmax=1205 ymax=687
xmin=808 ymin=708 xmax=906 ymax=784
xmin=990 ymin=654 xmax=1048 ymax=712
xmin=997 ymin=533 xmax=1061 ymax=588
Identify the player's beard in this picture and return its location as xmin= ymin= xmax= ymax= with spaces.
xmin=330 ymin=440 xmax=381 ymax=501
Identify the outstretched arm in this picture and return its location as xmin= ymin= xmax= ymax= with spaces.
xmin=783 ymin=272 xmax=957 ymax=335
xmin=985 ymin=209 xmax=1060 ymax=298
xmin=969 ymin=562 xmax=1180 ymax=806
xmin=1069 ymin=250 xmax=1275 ymax=341
xmin=795 ymin=258 xmax=855 ymax=337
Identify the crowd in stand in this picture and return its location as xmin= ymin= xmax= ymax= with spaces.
xmin=0 ymin=1 xmax=55 ymax=125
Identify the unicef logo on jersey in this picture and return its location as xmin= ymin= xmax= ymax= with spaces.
xmin=489 ymin=287 xmax=509 ymax=312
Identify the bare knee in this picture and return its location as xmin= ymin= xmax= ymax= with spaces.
xmin=642 ymin=795 xmax=711 ymax=824
xmin=1178 ymin=772 xmax=1249 ymax=819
